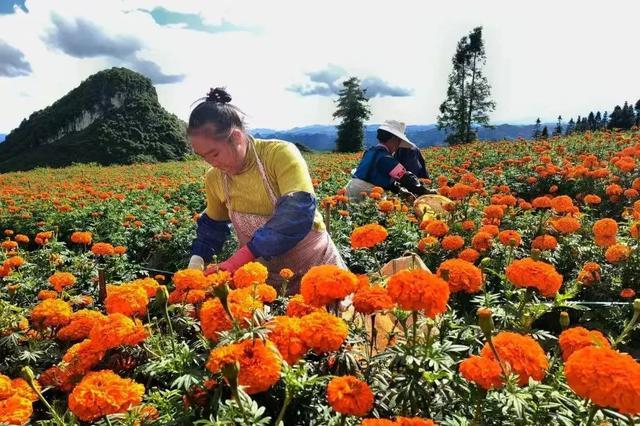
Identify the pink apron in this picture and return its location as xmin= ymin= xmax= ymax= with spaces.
xmin=222 ymin=139 xmax=347 ymax=293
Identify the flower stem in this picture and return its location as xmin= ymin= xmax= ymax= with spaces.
xmin=275 ymin=388 xmax=292 ymax=426
xmin=585 ymin=405 xmax=598 ymax=426
xmin=614 ymin=309 xmax=639 ymax=348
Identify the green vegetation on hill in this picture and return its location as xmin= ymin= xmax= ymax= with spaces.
xmin=0 ymin=67 xmax=189 ymax=172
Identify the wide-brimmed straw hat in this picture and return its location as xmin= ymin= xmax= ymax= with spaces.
xmin=378 ymin=119 xmax=416 ymax=149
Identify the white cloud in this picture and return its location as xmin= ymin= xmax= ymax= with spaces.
xmin=0 ymin=0 xmax=639 ymax=133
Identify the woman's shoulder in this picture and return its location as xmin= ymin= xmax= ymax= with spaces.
xmin=254 ymin=138 xmax=302 ymax=160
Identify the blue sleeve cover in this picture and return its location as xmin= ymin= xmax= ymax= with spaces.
xmin=191 ymin=212 xmax=231 ymax=262
xmin=247 ymin=191 xmax=316 ymax=260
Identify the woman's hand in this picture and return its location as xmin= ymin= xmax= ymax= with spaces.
xmin=206 ymin=246 xmax=255 ymax=275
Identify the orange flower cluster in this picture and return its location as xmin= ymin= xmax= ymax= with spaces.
xmin=437 ymin=259 xmax=483 ymax=294
xmin=353 ymin=285 xmax=394 ymax=314
xmin=387 ymin=270 xmax=449 ymax=317
xmin=233 ymin=261 xmax=268 ymax=288
xmin=459 ymin=355 xmax=504 ymax=390
xmin=206 ymin=339 xmax=282 ymax=394
xmin=361 ymin=418 xmax=437 ymax=426
xmin=605 ymin=243 xmax=631 ymax=264
xmin=130 ymin=277 xmax=160 ymax=297
xmin=199 ymin=290 xmax=262 ymax=341
xmin=91 ymin=242 xmax=116 ymax=256
xmin=458 ymin=248 xmax=480 ymax=263
xmin=550 ymin=216 xmax=581 ymax=234
xmin=471 ymin=231 xmax=493 ymax=252
xmin=505 ymin=258 xmax=563 ymax=297
xmin=89 ymin=313 xmax=148 ymax=350
xmin=326 ymin=375 xmax=374 ymax=416
xmin=576 ymin=262 xmax=601 ymax=286
xmin=57 ymin=309 xmax=105 ymax=341
xmin=564 ymin=346 xmax=640 ymax=415
xmin=498 ymin=230 xmax=521 ymax=247
xmin=70 ymin=231 xmax=92 ymax=245
xmin=105 ymin=283 xmax=149 ymax=317
xmin=480 ymin=332 xmax=549 ymax=386
xmin=286 ymin=294 xmax=323 ymax=317
xmin=300 ymin=265 xmax=358 ymax=307
xmin=351 ymin=224 xmax=389 ymax=249
xmin=441 ymin=235 xmax=464 ymax=251
xmin=0 ymin=393 xmax=33 ymax=425
xmin=48 ymin=271 xmax=77 ymax=293
xmin=558 ymin=327 xmax=610 ymax=361
xmin=68 ymin=370 xmax=144 ymax=421
xmin=425 ymin=220 xmax=449 ymax=238
xmin=267 ymin=316 xmax=308 ymax=365
xmin=298 ymin=311 xmax=348 ymax=353
xmin=592 ymin=218 xmax=618 ymax=247
xmin=170 ymin=268 xmax=214 ymax=303
xmin=531 ymin=235 xmax=558 ymax=251
xmin=30 ymin=298 xmax=73 ymax=328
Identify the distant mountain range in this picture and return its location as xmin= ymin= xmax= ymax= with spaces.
xmin=0 ymin=134 xmax=5 ymax=143
xmin=251 ymin=123 xmax=555 ymax=151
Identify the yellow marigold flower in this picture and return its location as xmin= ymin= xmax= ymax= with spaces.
xmin=30 ymin=299 xmax=73 ymax=328
xmin=0 ymin=394 xmax=33 ymax=425
xmin=68 ymin=370 xmax=144 ymax=421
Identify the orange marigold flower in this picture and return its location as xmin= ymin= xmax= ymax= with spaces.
xmin=11 ymin=378 xmax=40 ymax=402
xmin=286 ymin=294 xmax=323 ymax=317
xmin=267 ymin=316 xmax=308 ymax=365
xmin=0 ymin=394 xmax=33 ymax=425
xmin=30 ymin=299 xmax=73 ymax=328
xmin=5 ymin=255 xmax=24 ymax=268
xmin=38 ymin=289 xmax=58 ymax=300
xmin=441 ymin=235 xmax=464 ymax=251
xmin=326 ymin=375 xmax=374 ymax=417
xmin=592 ymin=218 xmax=618 ymax=241
xmin=57 ymin=309 xmax=105 ymax=341
xmin=353 ymin=286 xmax=394 ymax=314
xmin=206 ymin=339 xmax=281 ymax=395
xmin=89 ymin=313 xmax=148 ymax=350
xmin=1 ymin=240 xmax=18 ymax=251
xmin=565 ymin=346 xmax=640 ymax=415
xmin=233 ymin=261 xmax=268 ymax=288
xmin=105 ymin=284 xmax=149 ymax=317
xmin=483 ymin=205 xmax=504 ymax=219
xmin=199 ymin=290 xmax=262 ymax=341
xmin=387 ymin=270 xmax=450 ymax=317
xmin=235 ymin=284 xmax=277 ymax=303
xmin=351 ymin=224 xmax=389 ymax=249
xmin=300 ymin=265 xmax=358 ymax=307
xmin=498 ymin=230 xmax=522 ymax=247
xmin=458 ymin=248 xmax=480 ymax=263
xmin=505 ymin=258 xmax=563 ymax=297
xmin=70 ymin=231 xmax=92 ymax=245
xmin=425 ymin=220 xmax=449 ymax=238
xmin=620 ymin=288 xmax=636 ymax=298
xmin=531 ymin=235 xmax=558 ymax=251
xmin=15 ymin=234 xmax=29 ymax=244
xmin=471 ymin=231 xmax=493 ymax=252
xmin=299 ymin=311 xmax=348 ymax=354
xmin=436 ymin=259 xmax=483 ymax=294
xmin=91 ymin=242 xmax=115 ymax=256
xmin=62 ymin=339 xmax=106 ymax=376
xmin=550 ymin=216 xmax=581 ymax=234
xmin=68 ymin=370 xmax=144 ymax=422
xmin=558 ymin=327 xmax=611 ymax=361
xmin=631 ymin=222 xmax=640 ymax=239
xmin=130 ymin=277 xmax=160 ymax=297
xmin=532 ymin=196 xmax=552 ymax=209
xmin=173 ymin=269 xmax=209 ymax=291
xmin=114 ymin=245 xmax=127 ymax=255
xmin=605 ymin=243 xmax=631 ymax=264
xmin=461 ymin=220 xmax=475 ymax=231
xmin=448 ymin=183 xmax=474 ymax=200
xmin=279 ymin=268 xmax=295 ymax=280
xmin=550 ymin=195 xmax=574 ymax=213
xmin=417 ymin=236 xmax=438 ymax=252
xmin=378 ymin=200 xmax=395 ymax=213
xmin=577 ymin=262 xmax=601 ymax=286
xmin=583 ymin=194 xmax=601 ymax=205
xmin=480 ymin=332 xmax=548 ymax=386
xmin=459 ymin=355 xmax=504 ymax=390
xmin=48 ymin=271 xmax=77 ymax=293
xmin=360 ymin=420 xmax=396 ymax=426
xmin=605 ymin=184 xmax=624 ymax=197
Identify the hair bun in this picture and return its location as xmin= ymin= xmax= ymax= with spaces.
xmin=206 ymin=87 xmax=232 ymax=104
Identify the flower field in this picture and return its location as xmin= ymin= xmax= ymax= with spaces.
xmin=1 ymin=129 xmax=640 ymax=425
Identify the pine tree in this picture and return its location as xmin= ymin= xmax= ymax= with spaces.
xmin=621 ymin=101 xmax=635 ymax=129
xmin=595 ymin=111 xmax=602 ymax=130
xmin=541 ymin=126 xmax=549 ymax=139
xmin=575 ymin=115 xmax=583 ymax=132
xmin=333 ymin=77 xmax=371 ymax=152
xmin=532 ymin=118 xmax=541 ymax=139
xmin=602 ymin=111 xmax=609 ymax=128
xmin=581 ymin=117 xmax=588 ymax=131
xmin=437 ymin=27 xmax=495 ymax=145
xmin=608 ymin=105 xmax=622 ymax=129
xmin=635 ymin=100 xmax=640 ymax=126
xmin=587 ymin=112 xmax=596 ymax=131
xmin=553 ymin=115 xmax=563 ymax=136
xmin=565 ymin=118 xmax=575 ymax=135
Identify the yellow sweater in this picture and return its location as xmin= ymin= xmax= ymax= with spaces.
xmin=204 ymin=138 xmax=325 ymax=231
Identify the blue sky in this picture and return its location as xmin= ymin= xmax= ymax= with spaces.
xmin=0 ymin=0 xmax=639 ymax=133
